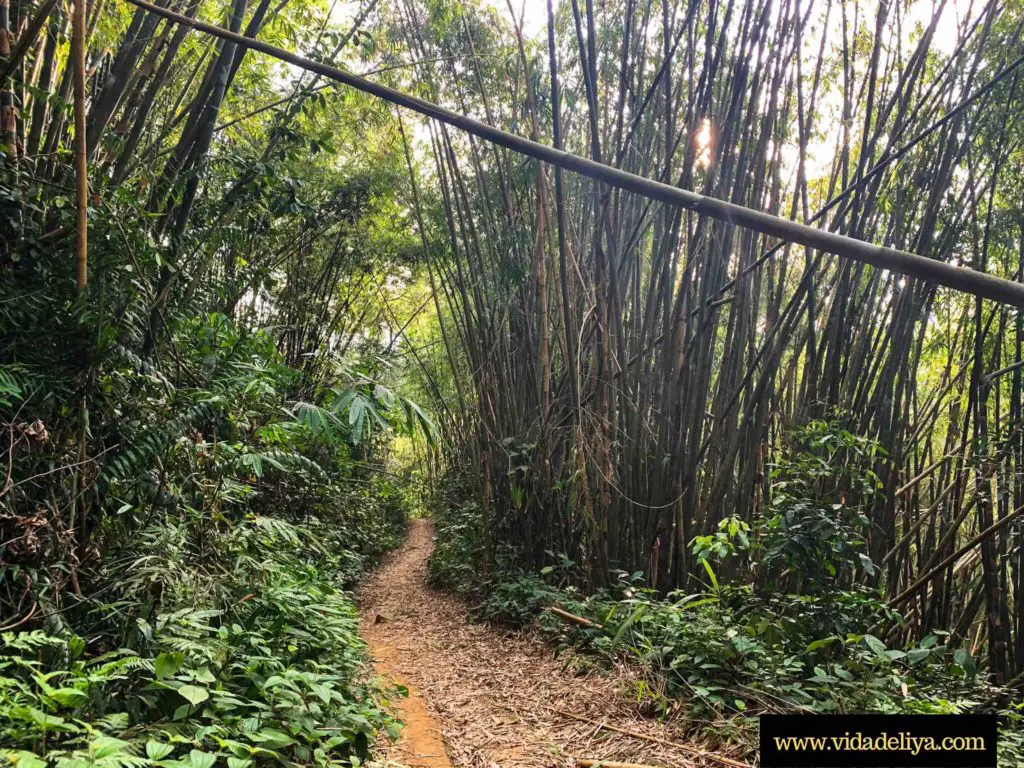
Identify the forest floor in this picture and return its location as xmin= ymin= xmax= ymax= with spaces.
xmin=358 ymin=519 xmax=732 ymax=768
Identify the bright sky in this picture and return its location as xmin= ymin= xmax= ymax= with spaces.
xmin=786 ymin=0 xmax=977 ymax=180
xmin=494 ymin=0 xmax=553 ymax=38
xmin=323 ymin=0 xmax=974 ymax=72
xmin=486 ymin=0 xmax=973 ymax=47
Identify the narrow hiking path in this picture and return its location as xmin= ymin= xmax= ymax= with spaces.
xmin=358 ymin=520 xmax=733 ymax=768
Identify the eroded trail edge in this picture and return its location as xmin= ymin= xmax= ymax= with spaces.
xmin=358 ymin=519 xmax=725 ymax=768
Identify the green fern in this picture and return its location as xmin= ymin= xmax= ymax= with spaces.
xmin=0 ymin=364 xmax=26 ymax=407
xmin=1 ymin=631 xmax=69 ymax=654
xmin=101 ymin=402 xmax=219 ymax=484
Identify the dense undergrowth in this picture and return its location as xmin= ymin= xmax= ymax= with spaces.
xmin=2 ymin=254 xmax=422 ymax=765
xmin=1 ymin=12 xmax=433 ymax=753
xmin=429 ymin=421 xmax=1024 ymax=762
xmin=0 ymin=310 xmax=417 ymax=765
xmin=1 ymin=514 xmax=402 ymax=767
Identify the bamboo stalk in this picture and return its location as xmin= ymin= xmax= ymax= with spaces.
xmin=0 ymin=0 xmax=59 ymax=82
xmin=68 ymin=0 xmax=89 ymax=598
xmin=0 ymin=0 xmax=16 ymax=159
xmin=72 ymin=0 xmax=87 ymax=288
xmin=547 ymin=606 xmax=603 ymax=629
xmin=890 ymin=501 xmax=1024 ymax=607
xmin=895 ymin=448 xmax=962 ymax=497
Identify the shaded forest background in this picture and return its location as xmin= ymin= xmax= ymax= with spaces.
xmin=1 ymin=0 xmax=1024 ymax=762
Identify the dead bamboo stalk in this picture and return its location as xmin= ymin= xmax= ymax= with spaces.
xmin=890 ymin=501 xmax=1024 ymax=607
xmin=548 ymin=606 xmax=604 ymax=629
xmin=117 ymin=0 xmax=1024 ymax=308
xmin=551 ymin=708 xmax=752 ymax=768
xmin=576 ymin=760 xmax=666 ymax=768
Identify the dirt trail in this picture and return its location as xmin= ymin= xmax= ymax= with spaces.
xmin=358 ymin=519 xmax=728 ymax=768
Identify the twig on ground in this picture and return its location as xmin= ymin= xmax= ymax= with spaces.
xmin=551 ymin=707 xmax=751 ymax=768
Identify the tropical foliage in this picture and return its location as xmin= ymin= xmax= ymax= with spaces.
xmin=3 ymin=0 xmax=1024 ymax=760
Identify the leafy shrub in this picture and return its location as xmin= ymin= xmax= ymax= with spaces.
xmin=476 ymin=570 xmax=560 ymax=627
xmin=762 ymin=419 xmax=884 ymax=590
xmin=0 ymin=303 xmax=423 ymax=766
xmin=520 ymin=575 xmax=1015 ymax=754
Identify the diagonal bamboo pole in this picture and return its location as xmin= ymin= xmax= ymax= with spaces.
xmin=121 ymin=0 xmax=1024 ymax=308
xmin=889 ymin=501 xmax=1024 ymax=607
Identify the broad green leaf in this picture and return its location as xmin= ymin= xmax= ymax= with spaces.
xmin=146 ymin=742 xmax=175 ymax=760
xmin=250 ymin=729 xmax=297 ymax=748
xmin=953 ymin=648 xmax=977 ymax=676
xmin=863 ymin=634 xmax=888 ymax=659
xmin=907 ymin=648 xmax=931 ymax=665
xmin=47 ymin=687 xmax=88 ymax=707
xmin=91 ymin=736 xmax=132 ymax=759
xmin=154 ymin=651 xmax=184 ymax=680
xmin=806 ymin=636 xmax=840 ymax=653
xmin=27 ymin=707 xmax=71 ymax=730
xmin=5 ymin=751 xmax=46 ymax=768
xmin=178 ymin=684 xmax=210 ymax=707
xmin=188 ymin=750 xmax=217 ymax=768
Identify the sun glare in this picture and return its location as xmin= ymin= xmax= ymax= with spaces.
xmin=695 ymin=117 xmax=713 ymax=169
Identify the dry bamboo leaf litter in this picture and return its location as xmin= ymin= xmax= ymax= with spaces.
xmin=359 ymin=520 xmax=748 ymax=768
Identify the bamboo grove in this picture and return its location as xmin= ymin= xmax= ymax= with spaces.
xmin=2 ymin=0 xmax=1024 ymax=701
xmin=380 ymin=0 xmax=1024 ymax=687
